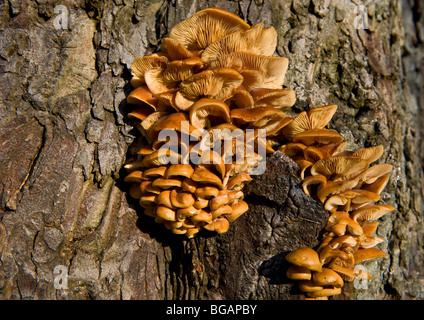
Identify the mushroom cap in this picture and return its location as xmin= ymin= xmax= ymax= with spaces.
xmin=278 ymin=142 xmax=307 ymax=157
xmin=189 ymin=98 xmax=231 ymax=129
xmin=156 ymin=190 xmax=174 ymax=208
xmin=306 ymin=286 xmax=342 ymax=298
xmin=152 ymin=177 xmax=183 ymax=189
xmin=170 ymin=189 xmax=195 ymax=208
xmin=226 ymin=172 xmax=253 ymax=190
xmin=285 ymin=247 xmax=322 ymax=272
xmin=310 ymin=156 xmax=370 ymax=182
xmin=194 ymin=186 xmax=220 ymax=199
xmin=292 ymin=129 xmax=344 ymax=146
xmin=175 ymin=67 xmax=243 ymax=110
xmin=127 ymin=86 xmax=158 ymax=109
xmin=191 ymin=167 xmax=224 ymax=189
xmin=351 ymin=204 xmax=395 ymax=224
xmin=226 ymin=200 xmax=249 ymax=222
xmin=143 ymin=166 xmax=168 ymax=178
xmin=165 ymin=164 xmax=195 ymax=179
xmin=203 ymin=217 xmax=230 ymax=233
xmin=190 ymin=209 xmax=213 ymax=224
xmin=361 ymin=174 xmax=390 ymax=194
xmin=353 ymin=248 xmax=388 ymax=264
xmin=181 ymin=178 xmax=198 ymax=193
xmin=130 ymin=55 xmax=168 ymax=83
xmin=312 ymin=268 xmax=344 ymax=288
xmin=251 ymin=88 xmax=296 ymax=110
xmin=161 ymin=37 xmax=194 ymax=61
xmin=298 ymin=280 xmax=324 ymax=293
xmin=155 ymin=205 xmax=176 ymax=221
xmin=352 ymin=145 xmax=384 ymax=163
xmin=302 ymin=174 xmax=327 ymax=196
xmin=124 ymin=170 xmax=147 ymax=183
xmin=286 ymin=265 xmax=312 ymax=280
xmin=169 ymin=8 xmax=250 ymax=51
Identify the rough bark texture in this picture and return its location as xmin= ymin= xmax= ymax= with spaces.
xmin=0 ymin=0 xmax=423 ymax=300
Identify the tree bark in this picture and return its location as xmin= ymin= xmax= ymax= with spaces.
xmin=0 ymin=0 xmax=423 ymax=300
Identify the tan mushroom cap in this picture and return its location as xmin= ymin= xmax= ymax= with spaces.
xmin=175 ymin=67 xmax=243 ymax=110
xmin=359 ymin=235 xmax=385 ymax=249
xmin=170 ymin=189 xmax=195 ymax=208
xmin=182 ymin=178 xmax=198 ymax=193
xmin=303 ymin=146 xmax=331 ymax=163
xmin=191 ymin=209 xmax=213 ymax=224
xmin=211 ymin=205 xmax=232 ymax=219
xmin=292 ymin=129 xmax=344 ymax=146
xmin=306 ymin=286 xmax=341 ymax=298
xmin=285 ymin=247 xmax=322 ymax=272
xmin=195 ymin=186 xmax=220 ymax=199
xmin=298 ymin=280 xmax=324 ymax=293
xmin=281 ymin=104 xmax=338 ymax=140
xmin=203 ymin=217 xmax=230 ymax=233
xmin=226 ymin=172 xmax=253 ymax=190
xmin=250 ymin=88 xmax=296 ymax=110
xmin=189 ymin=98 xmax=231 ymax=129
xmin=152 ymin=177 xmax=183 ymax=189
xmin=201 ymin=23 xmax=278 ymax=62
xmin=164 ymin=164 xmax=195 ymax=179
xmin=353 ymin=248 xmax=388 ymax=264
xmin=351 ymin=204 xmax=395 ymax=224
xmin=169 ymin=7 xmax=250 ymax=51
xmin=161 ymin=37 xmax=193 ymax=61
xmin=209 ymin=194 xmax=230 ymax=211
xmin=356 ymin=164 xmax=393 ymax=184
xmin=130 ymin=55 xmax=168 ymax=83
xmin=278 ymin=142 xmax=307 ymax=157
xmin=312 ymin=268 xmax=344 ymax=288
xmin=225 ymin=86 xmax=254 ymax=109
xmin=329 ymin=265 xmax=356 ymax=282
xmin=316 ymin=179 xmax=359 ymax=203
xmin=124 ymin=171 xmax=147 ymax=183
xmin=362 ymin=221 xmax=380 ymax=236
xmin=324 ymin=190 xmax=381 ymax=212
xmin=191 ymin=167 xmax=224 ymax=189
xmin=286 ymin=265 xmax=312 ymax=280
xmin=361 ymin=174 xmax=390 ymax=194
xmin=310 ymin=156 xmax=370 ymax=182
xmin=139 ymin=111 xmax=170 ymax=139
xmin=156 ymin=190 xmax=174 ymax=208
xmin=302 ymin=174 xmax=327 ymax=196
xmin=127 ymin=86 xmax=158 ymax=109
xmin=143 ymin=166 xmax=167 ymax=178
xmin=155 ymin=205 xmax=176 ymax=221
xmin=352 ymin=145 xmax=384 ymax=163
xmin=226 ymin=200 xmax=249 ymax=222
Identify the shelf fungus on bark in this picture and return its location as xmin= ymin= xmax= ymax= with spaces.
xmin=124 ymin=7 xmax=294 ymax=239
xmin=123 ymin=7 xmax=395 ymax=300
xmin=281 ymin=103 xmax=395 ymax=299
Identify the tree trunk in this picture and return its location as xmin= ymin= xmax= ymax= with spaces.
xmin=0 ymin=0 xmax=423 ymax=300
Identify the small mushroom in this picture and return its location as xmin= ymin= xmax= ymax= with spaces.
xmin=285 ymin=247 xmax=322 ymax=272
xmin=226 ymin=200 xmax=249 ymax=222
xmin=353 ymin=248 xmax=388 ymax=264
xmin=312 ymin=268 xmax=344 ymax=288
xmin=189 ymin=98 xmax=231 ymax=129
xmin=286 ymin=265 xmax=312 ymax=280
xmin=203 ymin=217 xmax=230 ymax=233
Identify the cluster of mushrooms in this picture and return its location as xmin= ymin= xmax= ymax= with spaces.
xmin=122 ymin=8 xmax=394 ymax=299
xmin=123 ymin=8 xmax=296 ymax=238
xmin=279 ymin=106 xmax=395 ymax=299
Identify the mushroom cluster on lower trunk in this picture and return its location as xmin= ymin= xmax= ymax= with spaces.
xmin=279 ymin=105 xmax=394 ymax=299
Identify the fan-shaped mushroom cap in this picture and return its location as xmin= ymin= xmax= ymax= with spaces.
xmin=161 ymin=38 xmax=194 ymax=61
xmin=227 ymin=190 xmax=244 ymax=204
xmin=211 ymin=205 xmax=233 ymax=219
xmin=353 ymin=248 xmax=388 ymax=264
xmin=169 ymin=8 xmax=250 ymax=51
xmin=281 ymin=104 xmax=338 ymax=140
xmin=139 ymin=111 xmax=170 ymax=139
xmin=194 ymin=186 xmax=220 ymax=199
xmin=189 ymin=98 xmax=231 ymax=129
xmin=303 ymin=146 xmax=331 ymax=163
xmin=130 ymin=55 xmax=168 ymax=83
xmin=141 ymin=148 xmax=181 ymax=167
xmin=362 ymin=221 xmax=380 ymax=236
xmin=292 ymin=129 xmax=344 ymax=146
xmin=352 ymin=145 xmax=384 ymax=163
xmin=298 ymin=280 xmax=324 ymax=293
xmin=329 ymin=265 xmax=356 ymax=282
xmin=286 ymin=265 xmax=312 ymax=280
xmin=359 ymin=235 xmax=385 ymax=249
xmin=351 ymin=204 xmax=395 ymax=223
xmin=226 ymin=172 xmax=252 ymax=190
xmin=316 ymin=179 xmax=359 ymax=203
xmin=176 ymin=206 xmax=199 ymax=220
xmin=152 ymin=177 xmax=183 ymax=189
xmin=285 ymin=247 xmax=322 ymax=272
xmin=296 ymin=159 xmax=314 ymax=180
xmin=127 ymin=106 xmax=153 ymax=123
xmin=143 ymin=166 xmax=167 ymax=178
xmin=170 ymin=189 xmax=195 ymax=208
xmin=175 ymin=67 xmax=243 ymax=110
xmin=310 ymin=156 xmax=369 ymax=182
xmin=209 ymin=193 xmax=230 ymax=211
xmin=191 ymin=209 xmax=213 ymax=224
xmin=278 ymin=142 xmax=307 ymax=158
xmin=204 ymin=217 xmax=230 ymax=233
xmin=124 ymin=171 xmax=146 ymax=183
xmin=306 ymin=286 xmax=342 ymax=298
xmin=324 ymin=190 xmax=381 ymax=212
xmin=313 ymin=268 xmax=344 ymax=288
xmin=230 ymin=107 xmax=289 ymax=135
xmin=201 ymin=23 xmax=278 ymax=62
xmin=250 ymin=88 xmax=296 ymax=109
xmin=361 ymin=174 xmax=390 ymax=194
xmin=156 ymin=190 xmax=174 ymax=208
xmin=225 ymin=86 xmax=255 ymax=108
xmin=191 ymin=167 xmax=224 ymax=189
xmin=194 ymin=199 xmax=209 ymax=209
xmin=319 ymin=245 xmax=350 ymax=265
xmin=226 ymin=200 xmax=249 ymax=222
xmin=182 ymin=178 xmax=198 ymax=193
xmin=165 ymin=164 xmax=194 ymax=179
xmin=156 ymin=205 xmax=177 ymax=221
xmin=302 ymin=174 xmax=327 ymax=196
xmin=127 ymin=86 xmax=158 ymax=109
xmin=356 ymin=164 xmax=393 ymax=184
